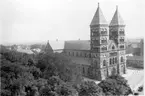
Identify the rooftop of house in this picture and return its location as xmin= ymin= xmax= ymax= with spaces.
xmin=17 ymin=48 xmax=33 ymax=54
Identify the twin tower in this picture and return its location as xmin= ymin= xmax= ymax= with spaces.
xmin=89 ymin=3 xmax=126 ymax=80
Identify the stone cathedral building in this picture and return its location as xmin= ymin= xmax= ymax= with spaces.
xmin=63 ymin=3 xmax=126 ymax=80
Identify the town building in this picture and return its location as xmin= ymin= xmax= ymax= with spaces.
xmin=126 ymin=39 xmax=144 ymax=69
xmin=126 ymin=38 xmax=144 ymax=56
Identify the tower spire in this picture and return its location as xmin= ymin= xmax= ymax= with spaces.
xmin=109 ymin=6 xmax=125 ymax=26
xmin=90 ymin=3 xmax=108 ymax=26
xmin=116 ymin=5 xmax=118 ymax=11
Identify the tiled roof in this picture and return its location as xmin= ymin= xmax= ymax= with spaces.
xmin=64 ymin=40 xmax=118 ymax=51
xmin=90 ymin=3 xmax=108 ymax=26
xmin=64 ymin=40 xmax=90 ymax=50
xmin=110 ymin=6 xmax=125 ymax=26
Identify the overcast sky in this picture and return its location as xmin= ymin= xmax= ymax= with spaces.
xmin=0 ymin=0 xmax=144 ymax=44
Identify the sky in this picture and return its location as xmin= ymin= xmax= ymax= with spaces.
xmin=0 ymin=0 xmax=145 ymax=44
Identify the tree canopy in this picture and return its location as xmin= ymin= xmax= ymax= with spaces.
xmin=77 ymin=81 xmax=104 ymax=96
xmin=98 ymin=75 xmax=133 ymax=96
xmin=0 ymin=45 xmax=132 ymax=96
xmin=0 ymin=45 xmax=81 ymax=96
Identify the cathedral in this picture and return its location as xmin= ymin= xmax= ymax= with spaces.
xmin=63 ymin=3 xmax=126 ymax=80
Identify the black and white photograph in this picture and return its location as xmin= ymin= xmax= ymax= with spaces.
xmin=0 ymin=0 xmax=144 ymax=96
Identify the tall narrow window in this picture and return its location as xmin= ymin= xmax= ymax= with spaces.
xmin=83 ymin=67 xmax=85 ymax=74
xmin=109 ymin=58 xmax=111 ymax=65
xmin=103 ymin=60 xmax=106 ymax=66
xmin=111 ymin=58 xmax=113 ymax=65
xmin=115 ymin=57 xmax=117 ymax=63
xmin=121 ymin=57 xmax=124 ymax=62
xmin=113 ymin=58 xmax=115 ymax=64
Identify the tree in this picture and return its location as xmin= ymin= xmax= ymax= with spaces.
xmin=0 ymin=46 xmax=37 ymax=96
xmin=78 ymin=81 xmax=104 ymax=96
xmin=36 ymin=52 xmax=82 ymax=82
xmin=1 ymin=45 xmax=82 ymax=96
xmin=39 ymin=76 xmax=77 ymax=96
xmin=56 ymin=83 xmax=77 ymax=96
xmin=98 ymin=75 xmax=133 ymax=96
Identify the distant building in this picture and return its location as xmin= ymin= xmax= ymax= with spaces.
xmin=126 ymin=56 xmax=143 ymax=68
xmin=16 ymin=48 xmax=33 ymax=54
xmin=126 ymin=38 xmax=144 ymax=56
xmin=126 ymin=39 xmax=144 ymax=69
xmin=62 ymin=4 xmax=126 ymax=80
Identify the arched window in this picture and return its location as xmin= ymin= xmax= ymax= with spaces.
xmin=103 ymin=60 xmax=106 ymax=66
xmin=102 ymin=46 xmax=107 ymax=51
xmin=112 ymin=45 xmax=115 ymax=50
xmin=121 ymin=57 xmax=124 ymax=62
xmin=101 ymin=38 xmax=107 ymax=44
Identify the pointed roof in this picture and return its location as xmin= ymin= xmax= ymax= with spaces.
xmin=110 ymin=6 xmax=125 ymax=26
xmin=90 ymin=3 xmax=108 ymax=26
xmin=43 ymin=40 xmax=53 ymax=53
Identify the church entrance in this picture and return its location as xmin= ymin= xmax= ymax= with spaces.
xmin=111 ymin=67 xmax=117 ymax=76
